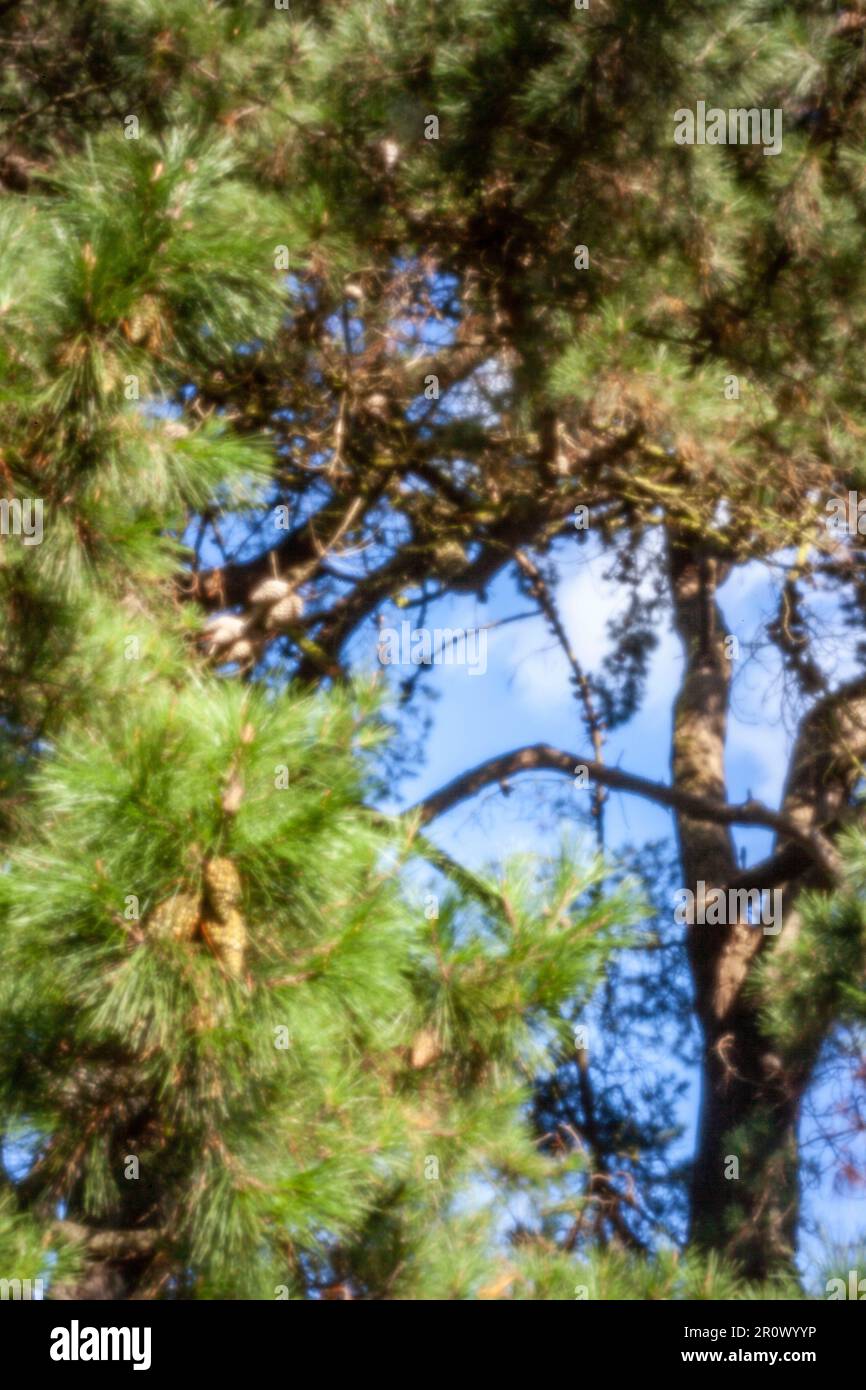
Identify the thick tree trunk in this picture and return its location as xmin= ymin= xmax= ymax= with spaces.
xmin=53 ymin=1256 xmax=148 ymax=1301
xmin=49 ymin=1104 xmax=165 ymax=1300
xmin=688 ymin=997 xmax=806 ymax=1277
xmin=667 ymin=536 xmax=806 ymax=1279
xmin=50 ymin=1222 xmax=161 ymax=1300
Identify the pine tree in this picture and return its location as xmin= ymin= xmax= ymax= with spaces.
xmin=0 ymin=628 xmax=634 ymax=1297
xmin=2 ymin=0 xmax=866 ymax=1298
xmin=0 ymin=13 xmax=640 ymax=1300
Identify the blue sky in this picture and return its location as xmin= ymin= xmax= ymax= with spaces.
xmin=346 ymin=527 xmax=866 ymax=1282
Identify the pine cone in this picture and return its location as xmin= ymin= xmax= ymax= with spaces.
xmin=410 ymin=1027 xmax=442 ymax=1069
xmin=249 ymin=578 xmax=291 ymax=607
xmin=122 ymin=294 xmax=163 ymax=350
xmin=221 ymin=637 xmax=256 ymax=667
xmin=202 ymin=857 xmax=247 ymax=979
xmin=203 ymin=857 xmax=242 ymax=917
xmin=202 ymin=614 xmax=247 ymax=655
xmin=147 ymin=891 xmax=201 ymax=943
xmin=264 ymin=593 xmax=304 ymax=630
xmin=200 ymin=911 xmax=247 ymax=980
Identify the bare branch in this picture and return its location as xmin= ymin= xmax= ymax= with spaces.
xmin=410 ymin=742 xmax=842 ymax=879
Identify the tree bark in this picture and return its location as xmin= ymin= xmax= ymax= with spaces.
xmin=408 ymin=541 xmax=864 ymax=1279
xmin=666 ymin=535 xmax=805 ymax=1278
xmin=51 ymin=1224 xmax=162 ymax=1300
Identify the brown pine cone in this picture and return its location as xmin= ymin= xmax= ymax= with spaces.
xmin=202 ymin=857 xmax=247 ymax=979
xmin=203 ymin=857 xmax=242 ymax=918
xmin=200 ymin=911 xmax=247 ymax=980
xmin=147 ymin=891 xmax=201 ymax=943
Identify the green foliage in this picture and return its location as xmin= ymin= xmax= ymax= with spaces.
xmin=0 ymin=117 xmax=288 ymax=776
xmin=755 ymin=826 xmax=866 ymax=1056
xmin=3 ymin=0 xmax=866 ymax=1300
xmin=511 ymin=1246 xmax=802 ymax=1302
xmin=0 ymin=1190 xmax=81 ymax=1297
xmin=0 ymin=600 xmax=637 ymax=1296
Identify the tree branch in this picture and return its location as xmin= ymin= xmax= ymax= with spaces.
xmin=410 ymin=743 xmax=842 ymax=879
xmin=53 ymin=1221 xmax=162 ymax=1259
